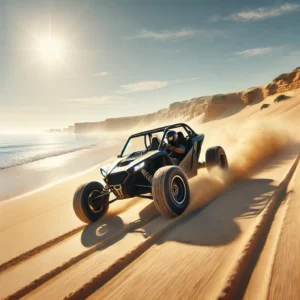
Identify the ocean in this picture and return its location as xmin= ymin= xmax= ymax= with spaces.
xmin=0 ymin=133 xmax=117 ymax=170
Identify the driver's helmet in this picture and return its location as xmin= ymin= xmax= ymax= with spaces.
xmin=166 ymin=130 xmax=178 ymax=145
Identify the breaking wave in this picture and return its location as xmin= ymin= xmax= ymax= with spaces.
xmin=0 ymin=145 xmax=97 ymax=170
xmin=0 ymin=133 xmax=121 ymax=170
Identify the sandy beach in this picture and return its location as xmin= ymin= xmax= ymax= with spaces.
xmin=0 ymin=88 xmax=300 ymax=299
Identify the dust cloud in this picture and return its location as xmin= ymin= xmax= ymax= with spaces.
xmin=187 ymin=118 xmax=295 ymax=213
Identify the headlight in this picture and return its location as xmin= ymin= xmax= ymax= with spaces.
xmin=100 ymin=168 xmax=107 ymax=177
xmin=133 ymin=161 xmax=145 ymax=172
xmin=100 ymin=164 xmax=110 ymax=177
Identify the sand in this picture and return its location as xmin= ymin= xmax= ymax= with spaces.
xmin=0 ymin=90 xmax=300 ymax=299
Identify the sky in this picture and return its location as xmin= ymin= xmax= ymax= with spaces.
xmin=1 ymin=0 xmax=300 ymax=132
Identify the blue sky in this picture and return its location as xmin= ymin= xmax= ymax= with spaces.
xmin=1 ymin=0 xmax=300 ymax=132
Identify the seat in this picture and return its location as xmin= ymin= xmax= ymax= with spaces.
xmin=177 ymin=131 xmax=191 ymax=152
xmin=177 ymin=131 xmax=185 ymax=143
xmin=149 ymin=136 xmax=160 ymax=150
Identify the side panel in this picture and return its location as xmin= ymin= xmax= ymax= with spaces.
xmin=179 ymin=146 xmax=194 ymax=177
xmin=195 ymin=134 xmax=205 ymax=161
xmin=179 ymin=134 xmax=204 ymax=178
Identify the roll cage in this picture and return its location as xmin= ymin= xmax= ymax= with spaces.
xmin=119 ymin=123 xmax=197 ymax=157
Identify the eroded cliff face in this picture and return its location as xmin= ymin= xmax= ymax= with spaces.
xmin=255 ymin=69 xmax=300 ymax=101
xmin=241 ymin=88 xmax=264 ymax=105
xmin=270 ymin=69 xmax=300 ymax=93
xmin=74 ymin=69 xmax=300 ymax=134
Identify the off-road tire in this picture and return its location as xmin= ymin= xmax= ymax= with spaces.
xmin=73 ymin=181 xmax=109 ymax=224
xmin=205 ymin=146 xmax=228 ymax=172
xmin=152 ymin=166 xmax=190 ymax=218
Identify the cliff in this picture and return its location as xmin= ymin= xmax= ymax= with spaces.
xmin=73 ymin=68 xmax=300 ymax=134
xmin=74 ymin=116 xmax=144 ymax=134
xmin=74 ymin=93 xmax=244 ymax=134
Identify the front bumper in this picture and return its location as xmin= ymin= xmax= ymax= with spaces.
xmin=105 ymin=171 xmax=131 ymax=199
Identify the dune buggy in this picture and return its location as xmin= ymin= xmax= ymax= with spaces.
xmin=73 ymin=123 xmax=228 ymax=223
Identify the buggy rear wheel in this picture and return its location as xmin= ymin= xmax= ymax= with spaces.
xmin=205 ymin=146 xmax=228 ymax=173
xmin=152 ymin=166 xmax=190 ymax=218
xmin=73 ymin=181 xmax=109 ymax=224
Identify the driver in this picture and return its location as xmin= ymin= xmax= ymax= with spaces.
xmin=165 ymin=130 xmax=186 ymax=164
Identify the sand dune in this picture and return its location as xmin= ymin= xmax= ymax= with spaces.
xmin=0 ymin=90 xmax=300 ymax=299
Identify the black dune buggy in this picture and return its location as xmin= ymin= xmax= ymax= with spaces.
xmin=73 ymin=123 xmax=228 ymax=223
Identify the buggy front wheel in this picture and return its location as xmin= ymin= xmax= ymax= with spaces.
xmin=152 ymin=166 xmax=190 ymax=218
xmin=73 ymin=181 xmax=109 ymax=224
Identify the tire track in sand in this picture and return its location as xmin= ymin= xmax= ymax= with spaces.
xmin=0 ymin=225 xmax=85 ymax=273
xmin=218 ymin=154 xmax=300 ymax=300
xmin=0 ymin=195 xmax=141 ymax=274
xmin=5 ymin=209 xmax=159 ymax=300
xmin=65 ymin=214 xmax=194 ymax=299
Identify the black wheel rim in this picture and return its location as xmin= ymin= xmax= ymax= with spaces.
xmin=88 ymin=190 xmax=107 ymax=213
xmin=170 ymin=175 xmax=186 ymax=205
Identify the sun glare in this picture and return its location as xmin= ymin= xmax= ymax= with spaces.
xmin=37 ymin=36 xmax=65 ymax=65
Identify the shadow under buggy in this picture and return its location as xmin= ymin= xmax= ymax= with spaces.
xmin=73 ymin=123 xmax=228 ymax=223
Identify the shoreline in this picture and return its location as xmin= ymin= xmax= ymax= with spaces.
xmin=0 ymin=144 xmax=97 ymax=171
xmin=0 ymin=143 xmax=122 ymax=202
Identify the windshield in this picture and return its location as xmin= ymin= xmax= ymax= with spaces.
xmin=121 ymin=135 xmax=149 ymax=157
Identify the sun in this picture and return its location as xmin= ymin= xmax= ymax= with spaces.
xmin=37 ymin=36 xmax=65 ymax=65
